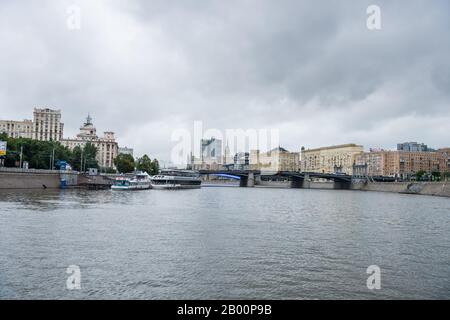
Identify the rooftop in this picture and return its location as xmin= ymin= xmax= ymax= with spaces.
xmin=302 ymin=143 xmax=363 ymax=152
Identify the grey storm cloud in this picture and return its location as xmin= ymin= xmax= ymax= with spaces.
xmin=0 ymin=0 xmax=449 ymax=162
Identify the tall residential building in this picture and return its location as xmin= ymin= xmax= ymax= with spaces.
xmin=250 ymin=147 xmax=300 ymax=172
xmin=397 ymin=142 xmax=433 ymax=152
xmin=355 ymin=150 xmax=448 ymax=178
xmin=438 ymin=148 xmax=450 ymax=173
xmin=223 ymin=142 xmax=234 ymax=165
xmin=190 ymin=138 xmax=223 ymax=170
xmin=33 ymin=108 xmax=64 ymax=141
xmin=61 ymin=115 xmax=118 ymax=169
xmin=0 ymin=119 xmax=34 ymax=138
xmin=354 ymin=151 xmax=386 ymax=176
xmin=301 ymin=143 xmax=364 ymax=175
xmin=201 ymin=137 xmax=223 ymax=165
xmin=234 ymin=152 xmax=249 ymax=170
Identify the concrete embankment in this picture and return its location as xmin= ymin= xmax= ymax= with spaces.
xmin=0 ymin=169 xmax=78 ymax=189
xmin=351 ymin=181 xmax=450 ymax=198
xmin=2 ymin=168 xmax=449 ymax=197
xmin=257 ymin=180 xmax=336 ymax=189
xmin=257 ymin=180 xmax=291 ymax=188
xmin=257 ymin=179 xmax=450 ymax=197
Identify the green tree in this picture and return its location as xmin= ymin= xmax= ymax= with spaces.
xmin=70 ymin=146 xmax=83 ymax=171
xmin=70 ymin=143 xmax=98 ymax=172
xmin=135 ymin=154 xmax=157 ymax=175
xmin=83 ymin=142 xmax=99 ymax=170
xmin=136 ymin=154 xmax=151 ymax=173
xmin=0 ymin=135 xmax=72 ymax=169
xmin=136 ymin=155 xmax=160 ymax=175
xmin=114 ymin=153 xmax=135 ymax=173
xmin=415 ymin=170 xmax=426 ymax=181
xmin=101 ymin=167 xmax=117 ymax=174
xmin=151 ymin=158 xmax=159 ymax=175
xmin=51 ymin=142 xmax=72 ymax=169
xmin=431 ymin=171 xmax=441 ymax=182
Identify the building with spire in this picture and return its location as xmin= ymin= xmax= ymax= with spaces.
xmin=61 ymin=114 xmax=118 ymax=169
xmin=223 ymin=141 xmax=234 ymax=166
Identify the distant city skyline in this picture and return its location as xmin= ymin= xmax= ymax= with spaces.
xmin=2 ymin=107 xmax=449 ymax=160
xmin=1 ymin=1 xmax=449 ymax=163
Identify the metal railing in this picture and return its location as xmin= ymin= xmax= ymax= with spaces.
xmin=0 ymin=167 xmax=78 ymax=174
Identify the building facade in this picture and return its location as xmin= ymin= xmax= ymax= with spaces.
xmin=61 ymin=115 xmax=118 ymax=169
xmin=201 ymin=138 xmax=223 ymax=164
xmin=118 ymin=147 xmax=134 ymax=157
xmin=190 ymin=137 xmax=223 ymax=170
xmin=234 ymin=152 xmax=249 ymax=170
xmin=355 ymin=150 xmax=448 ymax=178
xmin=223 ymin=143 xmax=234 ymax=166
xmin=33 ymin=108 xmax=64 ymax=141
xmin=301 ymin=144 xmax=364 ymax=175
xmin=250 ymin=147 xmax=300 ymax=172
xmin=0 ymin=107 xmax=63 ymax=140
xmin=354 ymin=151 xmax=386 ymax=176
xmin=397 ymin=142 xmax=433 ymax=152
xmin=0 ymin=119 xmax=34 ymax=138
xmin=438 ymin=148 xmax=450 ymax=174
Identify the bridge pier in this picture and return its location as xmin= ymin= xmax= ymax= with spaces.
xmin=290 ymin=176 xmax=304 ymax=188
xmin=239 ymin=173 xmax=255 ymax=187
xmin=248 ymin=173 xmax=255 ymax=187
xmin=255 ymin=174 xmax=261 ymax=186
xmin=302 ymin=173 xmax=311 ymax=188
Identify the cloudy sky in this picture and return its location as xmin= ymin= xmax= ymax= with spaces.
xmin=0 ymin=0 xmax=449 ymax=164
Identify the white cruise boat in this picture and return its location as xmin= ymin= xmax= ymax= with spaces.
xmin=150 ymin=169 xmax=202 ymax=190
xmin=111 ymin=172 xmax=151 ymax=190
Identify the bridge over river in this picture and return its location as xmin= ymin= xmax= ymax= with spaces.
xmin=198 ymin=170 xmax=353 ymax=189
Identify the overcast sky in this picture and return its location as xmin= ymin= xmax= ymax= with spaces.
xmin=1 ymin=0 xmax=449 ymax=163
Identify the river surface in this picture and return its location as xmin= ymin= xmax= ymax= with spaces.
xmin=0 ymin=187 xmax=449 ymax=299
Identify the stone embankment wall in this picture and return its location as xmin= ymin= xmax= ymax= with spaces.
xmin=257 ymin=180 xmax=290 ymax=188
xmin=310 ymin=181 xmax=335 ymax=189
xmin=351 ymin=181 xmax=450 ymax=197
xmin=256 ymin=178 xmax=450 ymax=197
xmin=256 ymin=180 xmax=336 ymax=189
xmin=0 ymin=169 xmax=78 ymax=189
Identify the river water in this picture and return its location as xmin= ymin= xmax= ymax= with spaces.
xmin=0 ymin=187 xmax=449 ymax=299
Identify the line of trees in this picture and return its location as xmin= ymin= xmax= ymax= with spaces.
xmin=114 ymin=153 xmax=159 ymax=175
xmin=0 ymin=133 xmax=98 ymax=171
xmin=415 ymin=170 xmax=448 ymax=182
xmin=1 ymin=133 xmax=160 ymax=174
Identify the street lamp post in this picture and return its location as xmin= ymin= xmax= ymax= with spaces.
xmin=80 ymin=148 xmax=84 ymax=173
xmin=51 ymin=147 xmax=55 ymax=170
xmin=19 ymin=145 xmax=23 ymax=169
